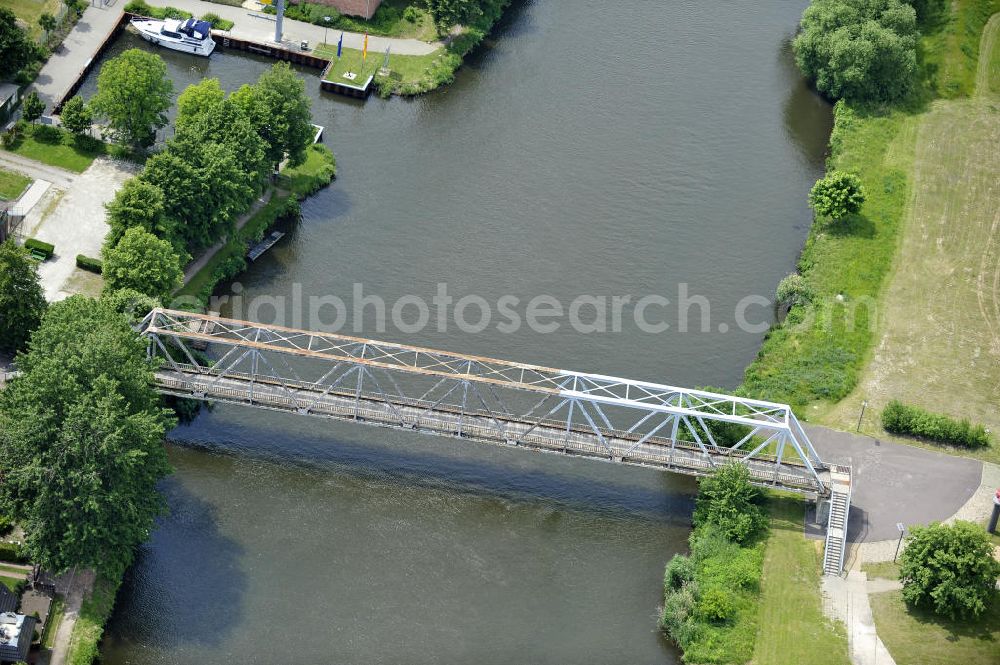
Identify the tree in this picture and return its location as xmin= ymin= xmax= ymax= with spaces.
xmin=899 ymin=521 xmax=1000 ymax=619
xmin=58 ymin=95 xmax=92 ymax=137
xmin=104 ymin=178 xmax=169 ymax=249
xmin=91 ymin=49 xmax=172 ymax=150
xmin=0 ymin=8 xmax=38 ymax=80
xmin=175 ymin=77 xmax=225 ymax=132
xmin=0 ymin=241 xmax=46 ymax=353
xmin=231 ymin=62 xmax=313 ymax=167
xmin=177 ymin=97 xmax=270 ymax=188
xmin=809 ymin=171 xmax=866 ymax=220
xmin=906 ymin=0 xmax=946 ymax=25
xmin=0 ymin=296 xmax=173 ymax=577
xmin=38 ymin=12 xmax=57 ymax=38
xmin=21 ymin=91 xmax=45 ymax=125
xmin=693 ymin=462 xmax=767 ymax=544
xmin=425 ymin=0 xmax=482 ymax=34
xmin=103 ymin=227 xmax=183 ymax=300
xmin=794 ymin=0 xmax=918 ymax=103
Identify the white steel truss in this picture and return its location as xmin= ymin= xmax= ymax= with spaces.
xmin=139 ymin=308 xmax=831 ymax=495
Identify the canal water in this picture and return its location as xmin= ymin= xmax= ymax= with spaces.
xmin=84 ymin=1 xmax=832 ymax=663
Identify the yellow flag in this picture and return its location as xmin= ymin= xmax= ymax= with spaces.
xmin=363 ymin=32 xmax=368 ymax=61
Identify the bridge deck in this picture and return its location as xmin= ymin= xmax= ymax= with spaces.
xmin=155 ymin=368 xmax=830 ymax=495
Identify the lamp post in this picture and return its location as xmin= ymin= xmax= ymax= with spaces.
xmin=323 ymin=16 xmax=331 ymax=48
xmin=893 ymin=522 xmax=905 ymax=562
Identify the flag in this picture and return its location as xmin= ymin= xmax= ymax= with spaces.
xmin=362 ymin=32 xmax=368 ymax=62
xmin=336 ymin=32 xmax=343 ymax=58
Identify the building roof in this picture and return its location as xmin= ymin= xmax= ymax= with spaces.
xmin=0 ymin=612 xmax=35 ymax=663
xmin=0 ymin=588 xmax=15 ymax=615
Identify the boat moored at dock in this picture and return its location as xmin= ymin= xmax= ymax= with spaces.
xmin=130 ymin=17 xmax=215 ymax=56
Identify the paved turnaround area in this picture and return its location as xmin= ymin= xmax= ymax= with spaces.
xmin=805 ymin=425 xmax=982 ymax=542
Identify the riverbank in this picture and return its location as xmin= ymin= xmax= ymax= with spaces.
xmin=741 ymin=0 xmax=1000 ymax=421
xmin=176 ymin=143 xmax=336 ymax=304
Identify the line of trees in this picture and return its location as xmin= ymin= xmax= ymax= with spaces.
xmin=93 ymin=51 xmax=314 ymax=300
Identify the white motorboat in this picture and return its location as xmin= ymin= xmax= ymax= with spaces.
xmin=131 ymin=17 xmax=216 ymax=56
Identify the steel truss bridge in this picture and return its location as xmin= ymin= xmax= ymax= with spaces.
xmin=139 ymin=309 xmax=852 ymax=574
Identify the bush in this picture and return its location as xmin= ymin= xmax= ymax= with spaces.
xmin=694 ymin=463 xmax=768 ymax=544
xmin=75 ymin=255 xmax=103 ymax=274
xmin=776 ymin=273 xmax=813 ymax=308
xmin=899 ymin=521 xmax=1000 ymax=619
xmin=403 ymin=6 xmax=421 ymax=22
xmin=661 ymin=583 xmax=697 ymax=634
xmin=0 ymin=541 xmax=30 ymax=563
xmin=664 ymin=554 xmax=695 ymax=592
xmin=201 ymin=12 xmax=234 ymax=30
xmin=697 ymin=587 xmax=737 ymax=622
xmin=0 ymin=515 xmax=13 ymax=536
xmin=1 ymin=121 xmax=24 ymax=149
xmin=882 ymin=400 xmax=991 ymax=448
xmin=31 ymin=124 xmax=63 ymax=145
xmin=25 ymin=238 xmax=54 ymax=259
xmin=809 ymin=171 xmax=866 ymax=220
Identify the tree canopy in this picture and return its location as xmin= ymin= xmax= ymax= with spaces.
xmin=231 ymin=62 xmax=314 ymax=167
xmin=899 ymin=521 xmax=1000 ymax=619
xmin=808 ymin=171 xmax=866 ymax=219
xmin=693 ymin=463 xmax=767 ymax=544
xmin=794 ymin=0 xmax=918 ymax=103
xmin=103 ymin=227 xmax=183 ymax=300
xmin=91 ymin=49 xmax=172 ymax=150
xmin=0 ymin=8 xmax=38 ymax=80
xmin=0 ymin=296 xmax=173 ymax=577
xmin=0 ymin=241 xmax=46 ymax=353
xmin=104 ymin=177 xmax=169 ymax=251
xmin=21 ymin=91 xmax=45 ymax=124
xmin=59 ymin=95 xmax=93 ymax=137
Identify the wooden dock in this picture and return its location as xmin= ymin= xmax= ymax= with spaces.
xmin=247 ymin=231 xmax=285 ymax=261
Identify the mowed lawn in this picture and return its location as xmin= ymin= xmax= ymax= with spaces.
xmin=0 ymin=167 xmax=31 ymax=200
xmin=824 ymin=14 xmax=1000 ymax=462
xmin=0 ymin=0 xmax=63 ymax=39
xmin=753 ymin=497 xmax=850 ymax=665
xmin=870 ymin=590 xmax=1000 ymax=665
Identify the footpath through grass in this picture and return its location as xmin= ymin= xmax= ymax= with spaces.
xmin=65 ymin=575 xmax=118 ymax=665
xmin=0 ymin=168 xmax=32 ymax=200
xmin=753 ymin=496 xmax=850 ymax=665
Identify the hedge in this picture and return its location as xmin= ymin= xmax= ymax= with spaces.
xmin=76 ymin=255 xmax=103 ymax=274
xmin=0 ymin=541 xmax=30 ymax=564
xmin=25 ymin=238 xmax=54 ymax=258
xmin=882 ymin=400 xmax=991 ymax=448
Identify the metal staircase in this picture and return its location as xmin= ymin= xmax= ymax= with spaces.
xmin=823 ymin=464 xmax=853 ymax=575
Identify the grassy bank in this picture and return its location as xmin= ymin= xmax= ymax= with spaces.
xmin=753 ymin=497 xmax=850 ymax=665
xmin=741 ymin=0 xmax=1000 ymax=416
xmin=175 ymin=144 xmax=335 ymax=304
xmin=0 ymin=168 xmax=31 ymax=200
xmin=2 ymin=124 xmax=105 ymax=173
xmin=65 ymin=574 xmax=120 ymax=665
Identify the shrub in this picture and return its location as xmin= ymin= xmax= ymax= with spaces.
xmin=1 ymin=122 xmax=24 ymax=149
xmin=31 ymin=124 xmax=62 ymax=145
xmin=694 ymin=463 xmax=768 ymax=544
xmin=25 ymin=238 xmax=54 ymax=259
xmin=899 ymin=521 xmax=1000 ymax=619
xmin=201 ymin=13 xmax=234 ymax=30
xmin=882 ymin=400 xmax=991 ymax=448
xmin=808 ymin=171 xmax=866 ymax=220
xmin=775 ymin=273 xmax=813 ymax=308
xmin=75 ymin=255 xmax=103 ymax=274
xmin=0 ymin=515 xmax=12 ymax=536
xmin=697 ymin=587 xmax=737 ymax=622
xmin=0 ymin=541 xmax=29 ymax=563
xmin=664 ymin=554 xmax=695 ymax=592
xmin=661 ymin=583 xmax=697 ymax=634
xmin=403 ymin=6 xmax=421 ymax=22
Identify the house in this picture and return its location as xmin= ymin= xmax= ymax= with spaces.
xmin=0 ymin=83 xmax=20 ymax=128
xmin=0 ymin=612 xmax=35 ymax=664
xmin=0 ymin=588 xmax=15 ymax=615
xmin=309 ymin=0 xmax=382 ymax=20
